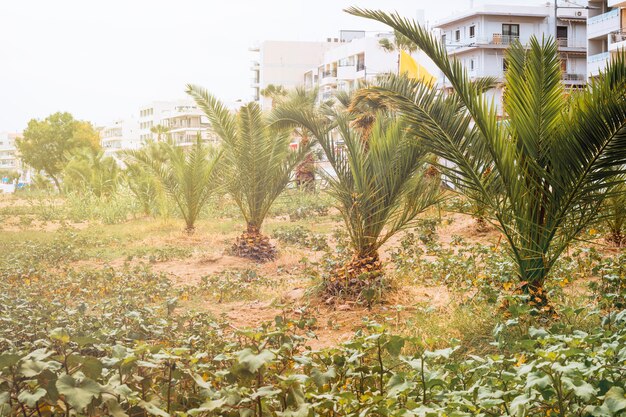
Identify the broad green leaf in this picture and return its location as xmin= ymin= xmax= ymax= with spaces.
xmin=56 ymin=374 xmax=101 ymax=411
xmin=17 ymin=388 xmax=46 ymax=408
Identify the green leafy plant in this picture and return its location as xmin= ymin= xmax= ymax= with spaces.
xmin=347 ymin=7 xmax=626 ymax=309
xmin=273 ymin=105 xmax=441 ymax=300
xmin=186 ymin=85 xmax=311 ymax=260
xmin=124 ymin=138 xmax=221 ymax=233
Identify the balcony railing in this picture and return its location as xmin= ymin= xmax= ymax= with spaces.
xmin=587 ymin=9 xmax=619 ymax=25
xmin=491 ymin=34 xmax=520 ymax=45
xmin=588 ymin=51 xmax=611 ymax=63
xmin=562 ymin=73 xmax=586 ymax=81
xmin=556 ymin=38 xmax=586 ymax=48
xmin=610 ymin=30 xmax=626 ymax=43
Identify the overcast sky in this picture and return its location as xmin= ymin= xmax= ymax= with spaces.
xmin=0 ymin=0 xmax=545 ymax=132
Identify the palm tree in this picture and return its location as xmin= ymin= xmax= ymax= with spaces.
xmin=278 ymin=87 xmax=321 ymax=191
xmin=604 ymin=182 xmax=626 ymax=247
xmin=63 ymin=148 xmax=121 ymax=198
xmin=186 ymin=85 xmax=312 ymax=261
xmin=150 ymin=124 xmax=170 ymax=142
xmin=347 ymin=7 xmax=626 ymax=309
xmin=124 ymin=138 xmax=221 ymax=233
xmin=273 ymin=104 xmax=441 ymax=300
xmin=122 ymin=142 xmax=169 ymax=216
xmin=260 ymin=84 xmax=287 ymax=108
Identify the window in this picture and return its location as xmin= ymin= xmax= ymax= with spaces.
xmin=469 ymin=25 xmax=475 ymax=38
xmin=502 ymin=24 xmax=519 ymax=38
xmin=441 ymin=34 xmax=447 ymax=45
xmin=470 ymin=59 xmax=475 ymax=71
xmin=503 ymin=58 xmax=509 ymax=72
xmin=455 ymin=29 xmax=461 ymax=42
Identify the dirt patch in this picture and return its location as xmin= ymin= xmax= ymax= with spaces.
xmin=155 ymin=254 xmax=254 ymax=286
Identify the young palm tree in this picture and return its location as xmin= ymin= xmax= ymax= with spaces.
xmin=347 ymin=7 xmax=626 ymax=309
xmin=273 ymin=104 xmax=441 ymax=299
xmin=124 ymin=138 xmax=221 ymax=233
xmin=63 ymin=148 xmax=121 ymax=198
xmin=280 ymin=87 xmax=321 ymax=191
xmin=604 ymin=182 xmax=626 ymax=247
xmin=123 ymin=141 xmax=169 ymax=216
xmin=186 ymin=85 xmax=312 ymax=261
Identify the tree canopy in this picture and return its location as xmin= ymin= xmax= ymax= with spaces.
xmin=16 ymin=112 xmax=100 ymax=191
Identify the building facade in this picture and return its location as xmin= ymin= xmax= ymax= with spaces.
xmin=250 ymin=40 xmax=340 ymax=109
xmin=0 ymin=132 xmax=33 ymax=190
xmin=160 ymin=104 xmax=218 ymax=146
xmin=587 ymin=0 xmax=626 ymax=77
xmin=436 ymin=3 xmax=588 ymax=113
xmin=100 ymin=119 xmax=141 ymax=158
xmin=303 ymin=31 xmax=400 ymax=101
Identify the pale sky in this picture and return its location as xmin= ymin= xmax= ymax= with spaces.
xmin=0 ymin=0 xmax=545 ymax=132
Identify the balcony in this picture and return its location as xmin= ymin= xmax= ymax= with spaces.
xmin=609 ymin=30 xmax=626 ymax=52
xmin=556 ymin=37 xmax=587 ymax=51
xmin=490 ymin=34 xmax=520 ymax=45
xmin=587 ymin=51 xmax=611 ymax=77
xmin=608 ymin=0 xmax=626 ymax=7
xmin=562 ymin=73 xmax=587 ymax=85
xmin=320 ymin=70 xmax=337 ymax=86
xmin=587 ymin=9 xmax=621 ymax=39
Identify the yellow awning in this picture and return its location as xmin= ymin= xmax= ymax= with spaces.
xmin=399 ymin=50 xmax=436 ymax=85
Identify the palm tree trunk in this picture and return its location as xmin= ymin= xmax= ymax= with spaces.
xmin=324 ymin=250 xmax=384 ymax=302
xmin=231 ymin=223 xmax=276 ymax=262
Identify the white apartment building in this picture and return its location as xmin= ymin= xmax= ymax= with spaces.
xmin=587 ymin=0 xmax=626 ymax=77
xmin=250 ymin=39 xmax=340 ymax=109
xmin=303 ymin=31 xmax=401 ymax=101
xmin=436 ymin=3 xmax=588 ymax=113
xmin=0 ymin=132 xmax=32 ymax=191
xmin=100 ymin=119 xmax=141 ymax=158
xmin=161 ymin=104 xmax=218 ymax=146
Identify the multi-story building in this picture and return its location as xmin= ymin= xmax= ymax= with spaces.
xmin=587 ymin=0 xmax=626 ymax=78
xmin=436 ymin=3 xmax=588 ymax=113
xmin=250 ymin=39 xmax=340 ymax=109
xmin=160 ymin=104 xmax=218 ymax=146
xmin=0 ymin=132 xmax=32 ymax=190
xmin=138 ymin=100 xmax=194 ymax=142
xmin=100 ymin=119 xmax=141 ymax=157
xmin=303 ymin=31 xmax=400 ymax=101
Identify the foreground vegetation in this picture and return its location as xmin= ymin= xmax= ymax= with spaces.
xmin=0 ymin=191 xmax=625 ymax=417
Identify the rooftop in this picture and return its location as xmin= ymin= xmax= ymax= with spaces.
xmin=435 ymin=4 xmax=551 ymax=27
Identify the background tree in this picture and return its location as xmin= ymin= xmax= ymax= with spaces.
xmin=260 ymin=84 xmax=287 ymax=109
xmin=348 ymin=7 xmax=626 ymax=309
xmin=279 ymin=87 xmax=321 ymax=191
xmin=0 ymin=169 xmax=20 ymax=186
xmin=274 ymin=104 xmax=441 ymax=301
xmin=603 ymin=182 xmax=626 ymax=247
xmin=123 ymin=141 xmax=169 ymax=217
xmin=16 ymin=112 xmax=100 ymax=192
xmin=187 ymin=85 xmax=311 ymax=261
xmin=150 ymin=124 xmax=170 ymax=142
xmin=125 ymin=138 xmax=221 ymax=234
xmin=63 ymin=148 xmax=121 ymax=198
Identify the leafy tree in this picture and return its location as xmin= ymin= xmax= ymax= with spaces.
xmin=348 ymin=7 xmax=626 ymax=308
xmin=16 ymin=112 xmax=100 ymax=192
xmin=63 ymin=149 xmax=121 ymax=198
xmin=186 ymin=85 xmax=312 ymax=261
xmin=125 ymin=138 xmax=221 ymax=233
xmin=273 ymin=104 xmax=441 ymax=300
